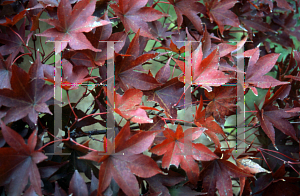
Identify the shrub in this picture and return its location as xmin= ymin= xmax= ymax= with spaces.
xmin=0 ymin=0 xmax=299 ymax=195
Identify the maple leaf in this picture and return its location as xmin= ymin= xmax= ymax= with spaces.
xmin=0 ymin=65 xmax=53 ymax=124
xmin=205 ymin=0 xmax=240 ymax=35
xmin=36 ymin=0 xmax=111 ymax=53
xmin=155 ymin=39 xmax=185 ymax=54
xmin=43 ymin=59 xmax=98 ymax=90
xmin=110 ymin=0 xmax=168 ymax=39
xmin=204 ymin=86 xmax=237 ymax=125
xmin=250 ymin=163 xmax=300 ymax=196
xmin=145 ymin=77 xmax=184 ymax=119
xmin=254 ymin=93 xmax=299 ymax=149
xmin=145 ymin=170 xmax=185 ymax=196
xmin=0 ymin=122 xmax=48 ymax=196
xmin=115 ymin=29 xmax=162 ymax=91
xmin=63 ymin=11 xmax=126 ymax=67
xmin=150 ymin=124 xmax=218 ymax=185
xmin=79 ymin=122 xmax=163 ymax=196
xmin=37 ymin=0 xmax=77 ymax=8
xmin=259 ymin=0 xmax=293 ymax=11
xmin=28 ymin=51 xmax=54 ymax=81
xmin=245 ymin=47 xmax=289 ymax=96
xmin=68 ymin=170 xmax=89 ymax=196
xmin=81 ymin=12 xmax=127 ymax=66
xmin=199 ymin=148 xmax=253 ymax=196
xmin=0 ymin=9 xmax=26 ymax=26
xmin=113 ymin=88 xmax=153 ymax=123
xmin=175 ymin=44 xmax=230 ymax=92
xmin=0 ymin=22 xmax=26 ymax=56
xmin=167 ymin=0 xmax=206 ymax=34
xmin=194 ymin=96 xmax=225 ymax=149
xmin=148 ymin=20 xmax=174 ymax=40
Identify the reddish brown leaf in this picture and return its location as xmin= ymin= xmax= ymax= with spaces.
xmin=110 ymin=0 xmax=168 ymax=39
xmin=79 ymin=122 xmax=163 ymax=196
xmin=167 ymin=0 xmax=206 ymax=34
xmin=113 ymin=88 xmax=153 ymax=123
xmin=36 ymin=0 xmax=110 ymax=53
xmin=0 ymin=122 xmax=47 ymax=196
xmin=194 ymin=96 xmax=225 ymax=148
xmin=245 ymin=49 xmax=289 ymax=95
xmin=0 ymin=65 xmax=53 ymax=124
xmin=69 ymin=170 xmax=88 ymax=196
xmin=54 ymin=182 xmax=68 ymax=196
xmin=176 ymin=44 xmax=230 ymax=92
xmin=254 ymin=93 xmax=300 ymax=148
xmin=150 ymin=124 xmax=218 ymax=185
xmin=155 ymin=57 xmax=171 ymax=84
xmin=0 ymin=9 xmax=26 ymax=26
xmin=206 ymin=0 xmax=240 ymax=35
xmin=82 ymin=12 xmax=126 ymax=66
xmin=0 ymin=23 xmax=25 ymax=56
xmin=205 ymin=86 xmax=237 ymax=125
xmin=145 ymin=78 xmax=184 ymax=119
xmin=115 ymin=30 xmax=162 ymax=91
xmin=200 ymin=148 xmax=253 ymax=196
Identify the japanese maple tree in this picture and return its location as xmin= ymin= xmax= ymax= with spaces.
xmin=0 ymin=0 xmax=299 ymax=195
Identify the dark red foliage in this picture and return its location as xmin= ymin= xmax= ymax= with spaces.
xmin=0 ymin=0 xmax=299 ymax=195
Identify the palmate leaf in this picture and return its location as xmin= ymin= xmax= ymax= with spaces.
xmin=0 ymin=65 xmax=53 ymax=124
xmin=175 ymin=43 xmax=230 ymax=92
xmin=111 ymin=0 xmax=168 ymax=39
xmin=200 ymin=148 xmax=253 ymax=196
xmin=204 ymin=86 xmax=237 ymax=125
xmin=36 ymin=0 xmax=111 ymax=53
xmin=79 ymin=122 xmax=163 ymax=196
xmin=115 ymin=29 xmax=162 ymax=91
xmin=254 ymin=87 xmax=300 ymax=148
xmin=205 ymin=0 xmax=240 ymax=35
xmin=167 ymin=0 xmax=206 ymax=34
xmin=150 ymin=124 xmax=218 ymax=185
xmin=113 ymin=88 xmax=153 ymax=123
xmin=0 ymin=122 xmax=47 ymax=196
xmin=145 ymin=77 xmax=184 ymax=120
xmin=244 ymin=48 xmax=289 ymax=95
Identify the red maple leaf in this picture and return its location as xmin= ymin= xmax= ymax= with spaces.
xmin=112 ymin=88 xmax=153 ymax=124
xmin=205 ymin=0 xmax=240 ymax=35
xmin=194 ymin=96 xmax=225 ymax=149
xmin=79 ymin=122 xmax=163 ymax=196
xmin=0 ymin=65 xmax=53 ymax=124
xmin=199 ymin=147 xmax=253 ymax=196
xmin=150 ymin=124 xmax=218 ymax=185
xmin=254 ymin=87 xmax=300 ymax=149
xmin=167 ymin=0 xmax=206 ymax=34
xmin=68 ymin=170 xmax=89 ymax=196
xmin=63 ymin=12 xmax=127 ymax=67
xmin=145 ymin=77 xmax=184 ymax=120
xmin=175 ymin=44 xmax=230 ymax=92
xmin=0 ymin=22 xmax=26 ymax=56
xmin=36 ymin=0 xmax=111 ymax=53
xmin=145 ymin=170 xmax=185 ymax=196
xmin=115 ymin=29 xmax=162 ymax=91
xmin=110 ymin=0 xmax=168 ymax=39
xmin=43 ymin=59 xmax=92 ymax=90
xmin=0 ymin=122 xmax=48 ymax=196
xmin=245 ymin=47 xmax=289 ymax=95
xmin=205 ymin=86 xmax=237 ymax=125
xmin=0 ymin=9 xmax=26 ymax=27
